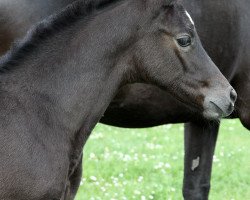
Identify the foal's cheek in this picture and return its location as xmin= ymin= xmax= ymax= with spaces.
xmin=162 ymin=38 xmax=188 ymax=71
xmin=160 ymin=34 xmax=177 ymax=56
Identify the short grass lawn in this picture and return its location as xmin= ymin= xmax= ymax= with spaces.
xmin=75 ymin=119 xmax=250 ymax=200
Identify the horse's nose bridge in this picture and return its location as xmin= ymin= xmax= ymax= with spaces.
xmin=210 ymin=79 xmax=236 ymax=102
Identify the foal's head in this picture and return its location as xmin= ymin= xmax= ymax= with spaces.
xmin=129 ymin=0 xmax=236 ymax=119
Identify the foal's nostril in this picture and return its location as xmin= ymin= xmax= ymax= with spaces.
xmin=230 ymin=89 xmax=237 ymax=102
xmin=228 ymin=102 xmax=234 ymax=113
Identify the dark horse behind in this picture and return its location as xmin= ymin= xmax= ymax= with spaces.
xmin=0 ymin=0 xmax=236 ymax=199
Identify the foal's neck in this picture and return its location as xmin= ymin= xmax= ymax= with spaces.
xmin=0 ymin=0 xmax=138 ymax=137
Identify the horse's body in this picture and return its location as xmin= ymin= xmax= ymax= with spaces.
xmin=0 ymin=0 xmax=234 ymax=199
xmin=0 ymin=0 xmax=247 ymax=199
xmin=0 ymin=0 xmax=247 ymax=126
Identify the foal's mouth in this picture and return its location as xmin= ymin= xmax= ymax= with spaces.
xmin=209 ymin=101 xmax=225 ymax=118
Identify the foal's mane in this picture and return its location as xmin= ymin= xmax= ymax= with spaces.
xmin=0 ymin=0 xmax=125 ymax=73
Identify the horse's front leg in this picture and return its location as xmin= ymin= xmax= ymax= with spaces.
xmin=183 ymin=121 xmax=219 ymax=200
xmin=61 ymin=155 xmax=83 ymax=200
xmin=68 ymin=155 xmax=83 ymax=200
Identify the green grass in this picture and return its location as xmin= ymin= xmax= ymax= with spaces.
xmin=75 ymin=120 xmax=250 ymax=200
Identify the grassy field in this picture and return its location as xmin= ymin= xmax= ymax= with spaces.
xmin=75 ymin=120 xmax=250 ymax=200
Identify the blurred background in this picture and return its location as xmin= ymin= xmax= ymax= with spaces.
xmin=75 ymin=120 xmax=250 ymax=200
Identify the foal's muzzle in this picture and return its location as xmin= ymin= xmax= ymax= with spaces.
xmin=203 ymin=87 xmax=237 ymax=119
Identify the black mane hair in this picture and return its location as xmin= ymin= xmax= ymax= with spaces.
xmin=0 ymin=0 xmax=125 ymax=73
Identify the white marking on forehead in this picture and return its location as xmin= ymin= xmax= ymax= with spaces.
xmin=185 ymin=10 xmax=194 ymax=25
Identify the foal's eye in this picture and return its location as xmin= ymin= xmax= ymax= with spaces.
xmin=176 ymin=35 xmax=192 ymax=47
